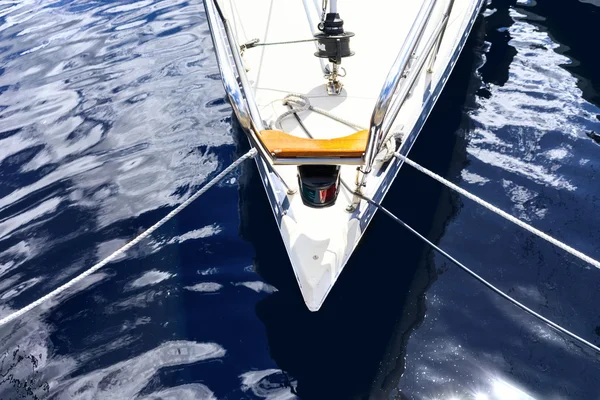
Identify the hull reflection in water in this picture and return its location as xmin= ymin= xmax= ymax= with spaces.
xmin=236 ymin=15 xmax=486 ymax=400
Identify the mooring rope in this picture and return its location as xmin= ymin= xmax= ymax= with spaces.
xmin=394 ymin=153 xmax=600 ymax=270
xmin=341 ymin=181 xmax=600 ymax=354
xmin=0 ymin=148 xmax=257 ymax=328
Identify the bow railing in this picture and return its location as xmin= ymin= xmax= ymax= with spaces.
xmin=363 ymin=0 xmax=456 ymax=172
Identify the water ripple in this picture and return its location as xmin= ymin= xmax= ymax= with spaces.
xmin=395 ymin=2 xmax=600 ymax=399
xmin=468 ymin=10 xmax=600 ymax=190
xmin=0 ymin=0 xmax=244 ymax=397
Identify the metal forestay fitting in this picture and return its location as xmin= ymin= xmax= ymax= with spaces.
xmin=339 ymin=180 xmax=600 ymax=355
xmin=0 ymin=148 xmax=258 ymax=327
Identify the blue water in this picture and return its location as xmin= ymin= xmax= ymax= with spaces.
xmin=0 ymin=0 xmax=599 ymax=399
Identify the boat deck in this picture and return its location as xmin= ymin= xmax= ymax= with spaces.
xmin=222 ymin=0 xmax=468 ymax=140
xmin=209 ymin=0 xmax=483 ymax=310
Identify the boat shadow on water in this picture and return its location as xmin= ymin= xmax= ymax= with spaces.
xmin=235 ymin=14 xmax=488 ymax=400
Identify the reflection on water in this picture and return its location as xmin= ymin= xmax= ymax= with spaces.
xmin=1 ymin=0 xmax=599 ymax=399
xmin=0 ymin=0 xmax=269 ymax=398
xmin=55 ymin=341 xmax=225 ymax=399
xmin=394 ymin=0 xmax=600 ymax=399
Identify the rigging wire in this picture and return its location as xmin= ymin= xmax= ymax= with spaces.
xmin=340 ymin=180 xmax=600 ymax=355
xmin=240 ymin=38 xmax=317 ymax=53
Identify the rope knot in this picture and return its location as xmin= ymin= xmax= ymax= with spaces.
xmin=282 ymin=94 xmax=310 ymax=111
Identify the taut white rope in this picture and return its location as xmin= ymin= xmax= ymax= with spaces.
xmin=394 ymin=152 xmax=600 ymax=270
xmin=0 ymin=148 xmax=257 ymax=327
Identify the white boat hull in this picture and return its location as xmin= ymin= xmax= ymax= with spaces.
xmin=205 ymin=0 xmax=486 ymax=311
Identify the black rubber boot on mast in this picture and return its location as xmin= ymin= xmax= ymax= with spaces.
xmin=321 ymin=12 xmax=345 ymax=35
